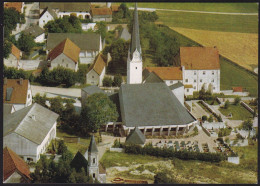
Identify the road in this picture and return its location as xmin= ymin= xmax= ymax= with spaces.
xmin=129 ymin=7 xmax=258 ymax=15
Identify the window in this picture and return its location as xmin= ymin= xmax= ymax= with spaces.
xmin=62 ymin=59 xmax=64 ymax=62
xmin=43 ymin=20 xmax=45 ymax=23
xmin=203 ymin=71 xmax=206 ymax=75
xmin=212 ymin=79 xmax=214 ymax=82
xmin=93 ymin=158 xmax=95 ymax=164
xmin=28 ymin=94 xmax=30 ymax=99
xmin=213 ymin=87 xmax=216 ymax=90
xmin=170 ymin=80 xmax=173 ymax=84
xmin=194 ymin=86 xmax=196 ymax=89
xmin=93 ymin=173 xmax=95 ymax=178
xmin=200 ymin=79 xmax=202 ymax=83
xmin=92 ymin=76 xmax=94 ymax=78
xmin=194 ymin=79 xmax=196 ymax=83
xmin=187 ymin=89 xmax=189 ymax=92
xmin=212 ymin=71 xmax=214 ymax=75
xmin=136 ymin=67 xmax=137 ymax=69
xmin=194 ymin=71 xmax=196 ymax=75
xmin=185 ymin=79 xmax=188 ymax=83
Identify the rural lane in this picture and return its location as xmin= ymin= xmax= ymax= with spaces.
xmin=129 ymin=7 xmax=258 ymax=15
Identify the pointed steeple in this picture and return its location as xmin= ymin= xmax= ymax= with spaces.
xmin=129 ymin=3 xmax=141 ymax=60
xmin=88 ymin=135 xmax=98 ymax=153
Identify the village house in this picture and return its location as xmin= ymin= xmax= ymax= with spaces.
xmin=39 ymin=7 xmax=58 ymax=28
xmin=90 ymin=7 xmax=112 ymax=22
xmin=3 ymin=103 xmax=59 ymax=162
xmin=4 ymin=44 xmax=22 ymax=69
xmin=174 ymin=47 xmax=221 ymax=95
xmin=46 ymin=33 xmax=102 ymax=64
xmin=3 ymin=78 xmax=32 ymax=111
xmin=86 ymin=54 xmax=107 ymax=86
xmin=47 ymin=38 xmax=80 ymax=71
xmin=3 ymin=147 xmax=31 ymax=183
xmin=15 ymin=25 xmax=45 ymax=43
xmin=39 ymin=2 xmax=91 ymax=19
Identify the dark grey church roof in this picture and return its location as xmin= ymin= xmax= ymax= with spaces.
xmin=119 ymin=83 xmax=195 ymax=127
xmin=144 ymin=71 xmax=164 ymax=84
xmin=125 ymin=127 xmax=146 ymax=145
xmin=169 ymin=81 xmax=184 ymax=90
xmin=129 ymin=3 xmax=141 ymax=60
xmin=4 ymin=103 xmax=59 ymax=145
xmin=88 ymin=135 xmax=98 ymax=153
xmin=46 ymin=33 xmax=101 ymax=51
xmin=82 ymin=85 xmax=104 ymax=95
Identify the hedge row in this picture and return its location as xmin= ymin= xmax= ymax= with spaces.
xmin=124 ymin=144 xmax=226 ymax=162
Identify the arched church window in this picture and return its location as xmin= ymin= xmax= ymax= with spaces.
xmin=93 ymin=158 xmax=95 ymax=164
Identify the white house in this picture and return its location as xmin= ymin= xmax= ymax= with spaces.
xmin=3 ymin=78 xmax=32 ymax=111
xmin=177 ymin=47 xmax=221 ymax=95
xmin=39 ymin=2 xmax=91 ymax=19
xmin=46 ymin=33 xmax=102 ymax=64
xmin=47 ymin=38 xmax=80 ymax=71
xmin=3 ymin=103 xmax=59 ymax=162
xmin=82 ymin=23 xmax=97 ymax=31
xmin=17 ymin=25 xmax=45 ymax=43
xmin=86 ymin=54 xmax=106 ymax=86
xmin=39 ymin=7 xmax=58 ymax=28
xmin=4 ymin=44 xmax=22 ymax=69
xmin=169 ymin=81 xmax=185 ymax=106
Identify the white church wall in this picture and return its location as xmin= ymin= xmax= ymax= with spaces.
xmin=127 ymin=51 xmax=142 ymax=84
xmin=172 ymin=86 xmax=184 ymax=106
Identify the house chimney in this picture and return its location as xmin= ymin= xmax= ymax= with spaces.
xmin=4 ymin=77 xmax=7 ymax=85
xmin=19 ymin=78 xmax=23 ymax=85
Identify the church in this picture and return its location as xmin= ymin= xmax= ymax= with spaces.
xmin=102 ymin=3 xmax=198 ymax=137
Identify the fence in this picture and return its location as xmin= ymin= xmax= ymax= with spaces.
xmin=240 ymin=101 xmax=255 ymax=115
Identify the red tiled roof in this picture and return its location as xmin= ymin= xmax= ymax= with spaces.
xmin=4 ymin=2 xmax=23 ymax=13
xmin=3 ymin=79 xmax=29 ymax=104
xmin=48 ymin=38 xmax=80 ymax=64
xmin=232 ymin=87 xmax=243 ymax=92
xmin=3 ymin=147 xmax=31 ymax=181
xmin=180 ymin=47 xmax=220 ymax=70
xmin=91 ymin=7 xmax=112 ymax=16
xmin=11 ymin=44 xmax=21 ymax=60
xmin=145 ymin=67 xmax=183 ymax=80
xmin=89 ymin=53 xmax=106 ymax=75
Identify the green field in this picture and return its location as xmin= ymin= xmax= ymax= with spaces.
xmin=100 ymin=151 xmax=257 ymax=184
xmin=220 ymin=57 xmax=258 ymax=97
xmin=124 ymin=3 xmax=258 ymax=13
xmin=219 ymin=104 xmax=253 ymax=120
xmin=156 ymin=11 xmax=258 ymax=33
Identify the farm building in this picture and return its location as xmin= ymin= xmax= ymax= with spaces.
xmin=91 ymin=7 xmax=112 ymax=22
xmin=4 ymin=44 xmax=22 ymax=69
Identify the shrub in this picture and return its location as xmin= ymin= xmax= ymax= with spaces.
xmin=202 ymin=115 xmax=208 ymax=122
xmin=234 ymin=97 xmax=241 ymax=105
xmin=113 ymin=74 xmax=122 ymax=87
xmin=224 ymin=100 xmax=230 ymax=109
xmin=103 ymin=77 xmax=113 ymax=87
xmin=208 ymin=115 xmax=213 ymax=122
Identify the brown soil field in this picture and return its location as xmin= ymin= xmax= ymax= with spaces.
xmin=170 ymin=27 xmax=258 ymax=71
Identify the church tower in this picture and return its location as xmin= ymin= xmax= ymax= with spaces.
xmin=127 ymin=3 xmax=142 ymax=84
xmin=87 ymin=135 xmax=99 ymax=180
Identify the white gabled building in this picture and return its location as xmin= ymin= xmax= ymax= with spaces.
xmin=3 ymin=78 xmax=32 ymax=111
xmin=178 ymin=47 xmax=221 ymax=95
xmin=3 ymin=103 xmax=59 ymax=162
xmin=39 ymin=7 xmax=58 ymax=28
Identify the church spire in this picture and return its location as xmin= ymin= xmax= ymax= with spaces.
xmin=129 ymin=3 xmax=141 ymax=60
xmin=88 ymin=135 xmax=98 ymax=153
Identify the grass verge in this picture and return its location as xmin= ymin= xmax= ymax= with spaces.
xmin=218 ymin=104 xmax=253 ymax=120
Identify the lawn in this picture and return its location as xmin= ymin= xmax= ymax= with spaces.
xmin=220 ymin=57 xmax=258 ymax=97
xmin=56 ymin=128 xmax=92 ymax=155
xmin=205 ymin=100 xmax=219 ymax=105
xmin=156 ymin=11 xmax=258 ymax=33
xmin=123 ymin=3 xmax=258 ymax=13
xmin=100 ymin=151 xmax=257 ymax=184
xmin=218 ymin=104 xmax=253 ymax=120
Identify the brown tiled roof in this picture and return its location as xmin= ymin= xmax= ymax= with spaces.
xmin=48 ymin=38 xmax=80 ymax=64
xmin=111 ymin=5 xmax=119 ymax=12
xmin=89 ymin=54 xmax=106 ymax=75
xmin=184 ymin=84 xmax=193 ymax=88
xmin=232 ymin=87 xmax=243 ymax=92
xmin=180 ymin=47 xmax=220 ymax=70
xmin=145 ymin=67 xmax=183 ymax=80
xmin=3 ymin=79 xmax=29 ymax=104
xmin=3 ymin=147 xmax=31 ymax=181
xmin=91 ymin=7 xmax=112 ymax=16
xmin=4 ymin=2 xmax=23 ymax=13
xmin=11 ymin=44 xmax=21 ymax=60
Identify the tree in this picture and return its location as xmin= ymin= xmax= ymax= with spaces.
xmin=241 ymin=119 xmax=253 ymax=131
xmin=103 ymin=77 xmax=113 ymax=87
xmin=208 ymin=115 xmax=213 ymax=122
xmin=95 ymin=21 xmax=107 ymax=40
xmin=119 ymin=3 xmax=130 ymax=18
xmin=18 ymin=32 xmax=36 ymax=53
xmin=154 ymin=171 xmax=178 ymax=184
xmin=4 ymin=8 xmax=21 ymax=34
xmin=113 ymin=74 xmax=122 ymax=87
xmin=49 ymin=96 xmax=64 ymax=116
xmin=3 ymin=40 xmax=12 ymax=59
xmin=57 ymin=140 xmax=67 ymax=155
xmin=224 ymin=100 xmax=230 ymax=109
xmin=234 ymin=97 xmax=241 ymax=105
xmin=80 ymin=93 xmax=118 ymax=133
xmin=33 ymin=93 xmax=47 ymax=107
